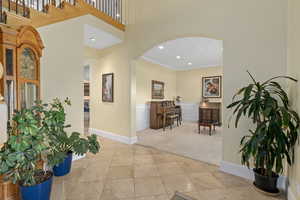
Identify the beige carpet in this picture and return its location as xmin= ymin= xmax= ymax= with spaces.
xmin=137 ymin=122 xmax=222 ymax=166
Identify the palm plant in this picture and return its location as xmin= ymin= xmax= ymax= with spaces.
xmin=227 ymin=71 xmax=300 ymax=178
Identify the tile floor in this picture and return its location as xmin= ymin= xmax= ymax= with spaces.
xmin=137 ymin=122 xmax=222 ymax=165
xmin=51 ymin=137 xmax=284 ymax=200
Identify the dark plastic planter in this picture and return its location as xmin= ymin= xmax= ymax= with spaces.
xmin=20 ymin=174 xmax=53 ymax=200
xmin=253 ymin=168 xmax=279 ymax=194
xmin=53 ymin=152 xmax=73 ymax=177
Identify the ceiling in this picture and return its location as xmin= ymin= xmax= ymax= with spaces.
xmin=142 ymin=37 xmax=223 ymax=71
xmin=84 ymin=24 xmax=122 ymax=50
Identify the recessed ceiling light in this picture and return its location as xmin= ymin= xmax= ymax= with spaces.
xmin=158 ymin=45 xmax=164 ymax=50
xmin=176 ymin=56 xmax=181 ymax=59
xmin=188 ymin=62 xmax=192 ymax=66
xmin=90 ymin=37 xmax=96 ymax=42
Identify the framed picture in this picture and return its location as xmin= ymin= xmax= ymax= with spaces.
xmin=202 ymin=76 xmax=222 ymax=98
xmin=152 ymin=80 xmax=164 ymax=99
xmin=102 ymin=73 xmax=114 ymax=102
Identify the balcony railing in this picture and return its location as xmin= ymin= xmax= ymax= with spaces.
xmin=85 ymin=0 xmax=124 ymax=24
xmin=0 ymin=0 xmax=125 ymax=25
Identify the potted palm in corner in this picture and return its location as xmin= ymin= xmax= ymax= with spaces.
xmin=227 ymin=71 xmax=300 ymax=194
xmin=45 ymin=99 xmax=100 ymax=177
xmin=0 ymin=104 xmax=53 ymax=200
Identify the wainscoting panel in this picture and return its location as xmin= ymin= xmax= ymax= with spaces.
xmin=136 ymin=103 xmax=200 ymax=132
xmin=180 ymin=103 xmax=199 ymax=122
xmin=136 ymin=104 xmax=150 ymax=131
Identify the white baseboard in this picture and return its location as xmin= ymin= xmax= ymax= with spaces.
xmin=72 ymin=154 xmax=86 ymax=161
xmin=288 ymin=187 xmax=297 ymax=200
xmin=90 ymin=128 xmax=137 ymax=144
xmin=220 ymin=161 xmax=287 ymax=191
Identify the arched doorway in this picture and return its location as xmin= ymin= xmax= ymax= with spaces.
xmin=133 ymin=36 xmax=224 ymax=166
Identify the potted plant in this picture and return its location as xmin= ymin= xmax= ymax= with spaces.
xmin=45 ymin=99 xmax=100 ymax=177
xmin=227 ymin=71 xmax=300 ymax=194
xmin=0 ymin=104 xmax=53 ymax=200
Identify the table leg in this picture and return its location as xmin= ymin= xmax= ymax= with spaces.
xmin=163 ymin=114 xmax=166 ymax=131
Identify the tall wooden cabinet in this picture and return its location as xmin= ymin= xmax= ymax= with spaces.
xmin=0 ymin=25 xmax=44 ymax=121
xmin=0 ymin=25 xmax=44 ymax=200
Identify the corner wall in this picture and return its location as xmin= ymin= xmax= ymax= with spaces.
xmin=38 ymin=17 xmax=84 ymax=134
xmin=176 ymin=67 xmax=223 ymax=104
xmin=88 ymin=44 xmax=132 ymax=138
xmin=287 ymin=0 xmax=300 ymax=199
xmin=38 ymin=15 xmax=124 ymax=134
xmin=136 ymin=59 xmax=177 ymax=104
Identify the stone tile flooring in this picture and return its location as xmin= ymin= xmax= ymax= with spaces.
xmin=51 ymin=137 xmax=284 ymax=200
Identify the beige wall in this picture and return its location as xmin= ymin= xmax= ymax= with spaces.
xmin=129 ymin=0 xmax=287 ymax=165
xmin=136 ymin=59 xmax=177 ymax=104
xmin=287 ymin=0 xmax=300 ymax=198
xmin=135 ymin=62 xmax=223 ymax=105
xmin=38 ymin=15 xmax=124 ymax=134
xmin=86 ymin=0 xmax=287 ymax=167
xmin=38 ymin=17 xmax=84 ymax=134
xmin=176 ymin=67 xmax=223 ymax=104
xmin=88 ymin=44 xmax=132 ymax=137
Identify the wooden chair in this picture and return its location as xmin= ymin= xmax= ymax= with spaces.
xmin=163 ymin=107 xmax=180 ymax=131
xmin=175 ymin=105 xmax=182 ymax=125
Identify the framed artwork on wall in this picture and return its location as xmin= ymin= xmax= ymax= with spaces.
xmin=152 ymin=80 xmax=164 ymax=99
xmin=102 ymin=73 xmax=114 ymax=102
xmin=202 ymin=76 xmax=222 ymax=98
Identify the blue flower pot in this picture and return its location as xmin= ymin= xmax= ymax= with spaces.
xmin=53 ymin=152 xmax=73 ymax=176
xmin=20 ymin=174 xmax=53 ymax=200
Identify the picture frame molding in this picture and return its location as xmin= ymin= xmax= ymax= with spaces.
xmin=102 ymin=73 xmax=114 ymax=102
xmin=202 ymin=75 xmax=222 ymax=98
xmin=152 ymin=80 xmax=165 ymax=99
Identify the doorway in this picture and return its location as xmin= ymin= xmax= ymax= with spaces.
xmin=83 ymin=65 xmax=90 ymax=135
xmin=134 ymin=37 xmax=224 ymax=166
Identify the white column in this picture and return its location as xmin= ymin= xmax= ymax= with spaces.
xmin=0 ymin=102 xmax=7 ymax=144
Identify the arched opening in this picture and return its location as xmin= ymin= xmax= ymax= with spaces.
xmin=133 ymin=36 xmax=224 ymax=166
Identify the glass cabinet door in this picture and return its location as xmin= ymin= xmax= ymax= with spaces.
xmin=18 ymin=47 xmax=39 ymax=109
xmin=4 ymin=48 xmax=16 ymax=120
